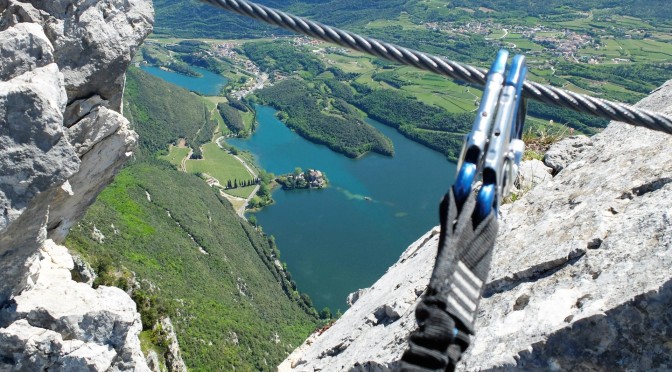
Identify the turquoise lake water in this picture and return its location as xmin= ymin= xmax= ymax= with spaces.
xmin=140 ymin=66 xmax=457 ymax=312
xmin=229 ymin=106 xmax=456 ymax=312
xmin=140 ymin=65 xmax=228 ymax=96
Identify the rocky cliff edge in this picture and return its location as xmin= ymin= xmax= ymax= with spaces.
xmin=0 ymin=0 xmax=153 ymax=370
xmin=280 ymin=80 xmax=672 ymax=371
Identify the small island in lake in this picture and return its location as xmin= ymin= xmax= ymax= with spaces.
xmin=276 ymin=168 xmax=327 ymax=190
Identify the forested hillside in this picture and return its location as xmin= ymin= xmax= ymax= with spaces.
xmin=153 ymin=0 xmax=672 ymax=38
xmin=255 ymin=78 xmax=394 ymax=158
xmin=66 ymin=68 xmax=319 ymax=371
xmin=124 ymin=67 xmax=216 ymax=156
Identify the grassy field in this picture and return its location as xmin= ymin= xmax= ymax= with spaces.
xmin=185 ymin=143 xmax=256 ymax=198
xmin=204 ymin=99 xmax=231 ymax=138
xmin=241 ymin=110 xmax=256 ymax=133
xmin=159 ymin=146 xmax=190 ymax=167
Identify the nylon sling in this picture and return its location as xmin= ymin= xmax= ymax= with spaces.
xmin=400 ymin=188 xmax=498 ymax=371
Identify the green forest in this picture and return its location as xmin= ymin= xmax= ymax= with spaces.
xmin=124 ymin=67 xmax=217 ymax=158
xmin=255 ymin=78 xmax=394 ymax=158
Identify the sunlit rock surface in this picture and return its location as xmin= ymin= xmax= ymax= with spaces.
xmin=0 ymin=0 xmax=153 ymax=369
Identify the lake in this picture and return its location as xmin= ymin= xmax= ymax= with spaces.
xmin=229 ymin=106 xmax=456 ymax=312
xmin=140 ymin=66 xmax=457 ymax=312
xmin=140 ymin=65 xmax=228 ymax=96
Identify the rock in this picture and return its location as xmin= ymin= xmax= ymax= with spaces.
xmin=146 ymin=350 xmax=162 ymax=372
xmin=543 ymin=135 xmax=592 ymax=174
xmin=47 ymin=108 xmax=138 ymax=242
xmin=515 ymin=159 xmax=553 ymax=192
xmin=0 ymin=0 xmax=152 ymax=302
xmin=0 ymin=0 xmax=153 ymax=369
xmin=71 ymin=254 xmax=97 ymax=286
xmin=280 ymin=80 xmax=672 ymax=370
xmin=161 ymin=318 xmax=187 ymax=372
xmin=0 ymin=22 xmax=54 ymax=80
xmin=2 ymin=0 xmax=154 ymax=110
xmin=0 ymin=63 xmax=73 ymax=232
xmin=92 ymin=224 xmax=105 ymax=244
xmin=0 ymin=319 xmax=118 ymax=371
xmin=0 ymin=240 xmax=150 ymax=371
xmin=0 ymin=62 xmax=78 ymax=304
xmin=279 ymin=228 xmax=441 ymax=370
xmin=347 ymin=288 xmax=368 ymax=307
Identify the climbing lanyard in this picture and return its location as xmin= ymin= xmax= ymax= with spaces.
xmin=399 ymin=51 xmax=527 ymax=371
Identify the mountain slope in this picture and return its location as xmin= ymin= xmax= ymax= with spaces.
xmin=66 ymin=67 xmax=318 ymax=370
xmin=123 ymin=67 xmax=214 ymax=155
xmin=67 ymin=161 xmax=317 ymax=370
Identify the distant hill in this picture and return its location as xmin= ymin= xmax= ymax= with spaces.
xmin=123 ymin=67 xmax=214 ymax=156
xmin=152 ymin=0 xmax=406 ymax=38
xmin=153 ymin=0 xmax=671 ymax=39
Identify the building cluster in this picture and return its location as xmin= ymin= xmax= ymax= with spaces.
xmin=293 ymin=36 xmax=323 ymax=47
xmin=212 ymin=42 xmax=271 ymax=99
xmin=425 ymin=21 xmax=601 ymax=63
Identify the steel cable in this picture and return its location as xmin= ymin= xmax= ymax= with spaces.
xmin=199 ymin=0 xmax=672 ymax=134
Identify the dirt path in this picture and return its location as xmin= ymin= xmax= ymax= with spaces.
xmin=180 ymin=148 xmax=193 ymax=172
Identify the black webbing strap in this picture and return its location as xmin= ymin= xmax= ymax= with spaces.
xmin=400 ymin=188 xmax=499 ymax=371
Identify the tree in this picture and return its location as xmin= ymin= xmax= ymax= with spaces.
xmin=319 ymin=307 xmax=332 ymax=320
xmin=300 ymin=293 xmax=313 ymax=308
xmin=234 ymin=179 xmax=238 ymax=188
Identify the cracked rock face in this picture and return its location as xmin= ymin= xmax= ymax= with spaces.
xmin=280 ymin=80 xmax=672 ymax=371
xmin=0 ymin=241 xmax=149 ymax=371
xmin=0 ymin=0 xmax=153 ymax=369
xmin=0 ymin=0 xmax=151 ymax=306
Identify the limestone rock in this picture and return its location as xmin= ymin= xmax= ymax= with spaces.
xmin=161 ymin=318 xmax=187 ymax=372
xmin=279 ymin=228 xmax=440 ymax=371
xmin=515 ymin=159 xmax=552 ymax=192
xmin=72 ymin=254 xmax=97 ymax=286
xmin=346 ymin=288 xmax=368 ymax=307
xmin=0 ymin=62 xmax=78 ymax=304
xmin=146 ymin=350 xmax=163 ymax=372
xmin=0 ymin=240 xmax=150 ymax=371
xmin=543 ymin=135 xmax=592 ymax=174
xmin=0 ymin=319 xmax=118 ymax=371
xmin=0 ymin=0 xmax=152 ymax=303
xmin=0 ymin=22 xmax=54 ymax=80
xmin=0 ymin=63 xmax=73 ymax=232
xmin=280 ymin=81 xmax=672 ymax=371
xmin=2 ymin=0 xmax=154 ymax=109
xmin=0 ymin=0 xmax=153 ymax=369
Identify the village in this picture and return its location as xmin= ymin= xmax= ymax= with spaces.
xmin=425 ymin=20 xmax=615 ymax=63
